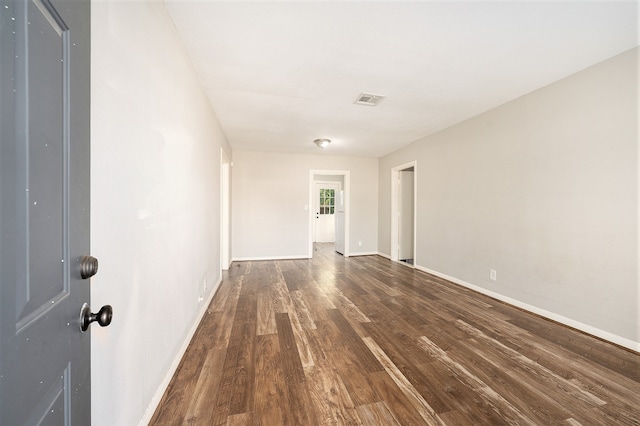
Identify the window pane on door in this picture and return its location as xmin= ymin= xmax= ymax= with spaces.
xmin=319 ymin=189 xmax=335 ymax=215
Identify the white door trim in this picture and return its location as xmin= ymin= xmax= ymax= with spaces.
xmin=309 ymin=170 xmax=350 ymax=257
xmin=391 ymin=161 xmax=417 ymax=265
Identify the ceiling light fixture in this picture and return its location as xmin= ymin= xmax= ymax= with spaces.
xmin=314 ymin=138 xmax=331 ymax=149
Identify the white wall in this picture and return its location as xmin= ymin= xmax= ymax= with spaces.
xmin=379 ymin=48 xmax=639 ymax=349
xmin=232 ymin=150 xmax=378 ymax=259
xmin=91 ymin=1 xmax=231 ymax=424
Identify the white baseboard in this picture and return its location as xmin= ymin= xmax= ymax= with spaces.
xmin=138 ymin=277 xmax=222 ymax=426
xmin=415 ymin=265 xmax=640 ymax=353
xmin=232 ymin=254 xmax=309 ymax=261
xmin=396 ymin=260 xmax=415 ymax=269
xmin=375 ymin=252 xmax=414 ymax=269
xmin=348 ymin=251 xmax=378 ymax=257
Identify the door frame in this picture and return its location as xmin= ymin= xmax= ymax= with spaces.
xmin=391 ymin=161 xmax=417 ymax=265
xmin=309 ymin=170 xmax=350 ymax=257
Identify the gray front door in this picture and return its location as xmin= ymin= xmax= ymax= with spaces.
xmin=1 ymin=0 xmax=92 ymax=423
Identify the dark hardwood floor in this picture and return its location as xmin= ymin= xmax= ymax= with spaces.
xmin=150 ymin=243 xmax=640 ymax=425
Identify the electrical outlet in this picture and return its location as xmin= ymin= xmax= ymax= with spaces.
xmin=490 ymin=269 xmax=497 ymax=281
xmin=358 ymin=240 xmax=362 ymax=247
xmin=203 ymin=278 xmax=207 ymax=292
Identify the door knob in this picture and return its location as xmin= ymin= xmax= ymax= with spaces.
xmin=79 ymin=303 xmax=113 ymax=332
xmin=80 ymin=255 xmax=99 ymax=279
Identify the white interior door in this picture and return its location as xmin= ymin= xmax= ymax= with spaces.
xmin=314 ymin=182 xmax=340 ymax=243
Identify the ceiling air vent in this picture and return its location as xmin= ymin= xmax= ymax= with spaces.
xmin=354 ymin=92 xmax=385 ymax=106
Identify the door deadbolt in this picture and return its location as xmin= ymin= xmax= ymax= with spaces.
xmin=80 ymin=255 xmax=98 ymax=279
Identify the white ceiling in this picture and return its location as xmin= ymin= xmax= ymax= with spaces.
xmin=164 ymin=1 xmax=638 ymax=158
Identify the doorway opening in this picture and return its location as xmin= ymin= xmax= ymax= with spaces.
xmin=391 ymin=162 xmax=416 ymax=267
xmin=220 ymin=149 xmax=230 ymax=271
xmin=309 ymin=170 xmax=350 ymax=258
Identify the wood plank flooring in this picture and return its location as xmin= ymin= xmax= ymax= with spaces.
xmin=150 ymin=244 xmax=640 ymax=425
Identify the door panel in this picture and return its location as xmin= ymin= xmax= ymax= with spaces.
xmin=17 ymin=0 xmax=68 ymax=329
xmin=1 ymin=0 xmax=92 ymax=424
xmin=314 ymin=183 xmax=340 ymax=243
xmin=25 ymin=365 xmax=70 ymax=425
